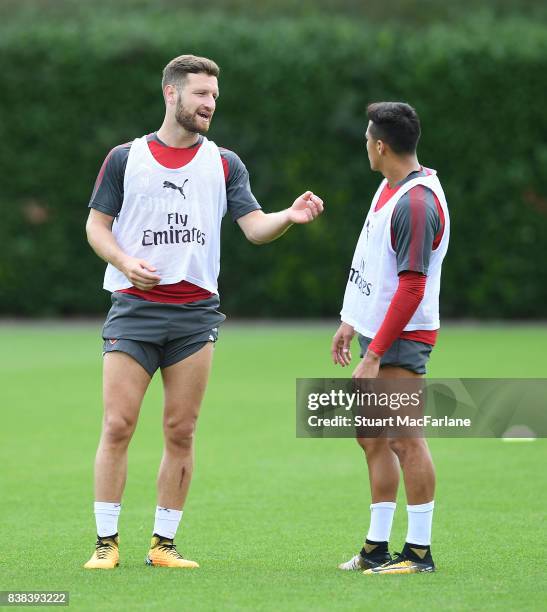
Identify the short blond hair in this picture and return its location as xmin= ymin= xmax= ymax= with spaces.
xmin=162 ymin=54 xmax=220 ymax=90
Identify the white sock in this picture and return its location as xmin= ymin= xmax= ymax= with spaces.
xmin=153 ymin=506 xmax=183 ymax=540
xmin=406 ymin=501 xmax=435 ymax=546
xmin=366 ymin=502 xmax=396 ymax=542
xmin=94 ymin=501 xmax=121 ymax=537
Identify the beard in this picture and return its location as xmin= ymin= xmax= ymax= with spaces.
xmin=175 ymin=98 xmax=210 ymax=134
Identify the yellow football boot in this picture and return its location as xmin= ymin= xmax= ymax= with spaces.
xmin=363 ymin=544 xmax=435 ymax=575
xmin=338 ymin=542 xmax=391 ymax=570
xmin=145 ymin=535 xmax=199 ymax=568
xmin=83 ymin=535 xmax=119 ymax=569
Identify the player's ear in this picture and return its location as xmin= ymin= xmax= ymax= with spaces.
xmin=164 ymin=83 xmax=177 ymax=106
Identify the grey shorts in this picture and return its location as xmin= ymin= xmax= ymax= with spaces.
xmin=358 ymin=334 xmax=433 ymax=375
xmin=102 ymin=292 xmax=226 ymax=376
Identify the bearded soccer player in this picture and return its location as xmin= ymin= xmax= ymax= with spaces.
xmin=332 ymin=102 xmax=449 ymax=574
xmin=84 ymin=55 xmax=324 ymax=569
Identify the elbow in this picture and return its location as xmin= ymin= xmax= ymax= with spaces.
xmin=246 ymin=230 xmax=267 ymax=246
xmin=248 ymin=236 xmax=266 ymax=246
xmin=238 ymin=210 xmax=270 ymax=245
xmin=85 ymin=219 xmax=94 ymax=245
xmin=86 ymin=218 xmax=102 ymax=247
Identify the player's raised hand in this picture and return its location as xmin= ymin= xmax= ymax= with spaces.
xmin=288 ymin=191 xmax=324 ymax=224
xmin=331 ymin=322 xmax=355 ymax=366
xmin=121 ymin=256 xmax=161 ymax=290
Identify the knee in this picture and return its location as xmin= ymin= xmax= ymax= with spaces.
xmin=388 ymin=438 xmax=424 ymax=463
xmin=163 ymin=415 xmax=197 ymax=450
xmin=102 ymin=414 xmax=136 ymax=447
xmin=356 ymin=437 xmax=386 ymax=459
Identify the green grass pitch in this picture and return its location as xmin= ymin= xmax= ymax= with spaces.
xmin=1 ymin=323 xmax=546 ymax=611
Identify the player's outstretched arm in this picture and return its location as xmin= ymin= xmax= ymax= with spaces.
xmin=236 ymin=191 xmax=324 ymax=245
xmin=86 ymin=209 xmax=161 ymax=290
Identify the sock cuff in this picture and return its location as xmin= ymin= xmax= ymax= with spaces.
xmin=407 ymin=501 xmax=434 ymax=513
xmin=370 ymin=502 xmax=396 ymax=510
xmin=155 ymin=506 xmax=183 ymax=521
xmin=94 ymin=501 xmax=121 ymax=515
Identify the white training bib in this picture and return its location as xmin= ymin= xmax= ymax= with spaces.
xmin=103 ymin=135 xmax=227 ymax=294
xmin=340 ymin=172 xmax=450 ymax=338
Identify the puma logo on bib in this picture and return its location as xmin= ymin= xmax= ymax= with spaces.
xmin=163 ymin=179 xmax=189 ymax=199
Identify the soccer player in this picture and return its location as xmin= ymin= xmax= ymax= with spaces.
xmin=332 ymin=102 xmax=449 ymax=574
xmin=84 ymin=55 xmax=324 ymax=569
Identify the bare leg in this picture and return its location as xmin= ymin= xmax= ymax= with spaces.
xmin=156 ymin=343 xmax=214 ymax=509
xmin=379 ymin=366 xmax=436 ymax=505
xmin=389 ymin=437 xmax=435 ymax=504
xmin=94 ymin=352 xmax=151 ymax=502
xmin=356 ymin=437 xmax=400 ymax=503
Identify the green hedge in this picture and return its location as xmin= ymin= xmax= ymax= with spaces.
xmin=4 ymin=0 xmax=547 ymax=27
xmin=1 ymin=14 xmax=546 ymax=317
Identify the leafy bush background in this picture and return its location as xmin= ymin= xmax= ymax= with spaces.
xmin=1 ymin=5 xmax=546 ymax=317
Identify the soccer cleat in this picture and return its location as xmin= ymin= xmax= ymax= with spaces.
xmin=83 ymin=534 xmax=119 ymax=569
xmin=338 ymin=540 xmax=391 ymax=570
xmin=145 ymin=535 xmax=199 ymax=568
xmin=363 ymin=542 xmax=435 ymax=575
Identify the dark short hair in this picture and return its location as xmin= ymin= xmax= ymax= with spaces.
xmin=162 ymin=54 xmax=220 ymax=90
xmin=367 ymin=102 xmax=421 ymax=154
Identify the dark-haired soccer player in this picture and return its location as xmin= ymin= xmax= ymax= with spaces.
xmin=84 ymin=54 xmax=324 ymax=569
xmin=332 ymin=102 xmax=449 ymax=574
